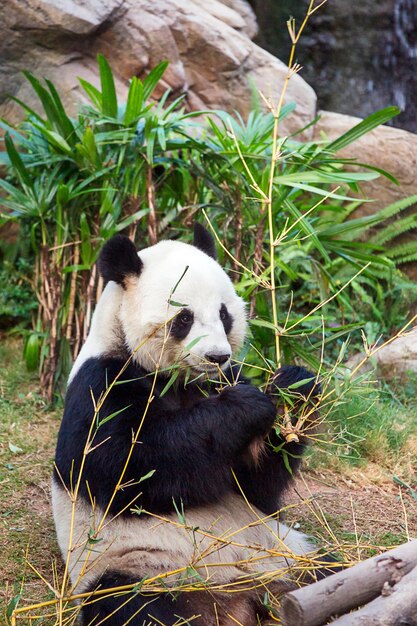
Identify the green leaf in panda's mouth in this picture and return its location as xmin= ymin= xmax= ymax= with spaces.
xmin=168 ymin=299 xmax=189 ymax=307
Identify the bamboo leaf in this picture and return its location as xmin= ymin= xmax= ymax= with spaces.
xmin=44 ymin=78 xmax=76 ymax=145
xmin=98 ymin=54 xmax=118 ymax=118
xmin=4 ymin=133 xmax=32 ymax=188
xmin=115 ymin=208 xmax=150 ymax=231
xmin=284 ymin=198 xmax=331 ymax=262
xmin=97 ymin=404 xmax=132 ymax=427
xmin=160 ymin=369 xmax=179 ymax=396
xmin=124 ymin=77 xmax=144 ymax=126
xmin=79 ymin=78 xmax=102 ymax=110
xmin=22 ymin=70 xmax=58 ymax=125
xmin=142 ymin=61 xmax=169 ymax=102
xmin=24 ymin=333 xmax=40 ymax=371
xmin=80 ymin=213 xmax=93 ymax=266
xmin=326 ymin=106 xmax=400 ymax=153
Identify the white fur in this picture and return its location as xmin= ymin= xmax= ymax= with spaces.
xmin=68 ymin=282 xmax=124 ymax=383
xmin=52 ymin=479 xmax=313 ymax=594
xmin=70 ymin=240 xmax=247 ymax=380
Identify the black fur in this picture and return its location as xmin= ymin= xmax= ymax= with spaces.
xmin=170 ymin=308 xmax=194 ymax=341
xmin=81 ymin=572 xmax=191 ymax=626
xmin=98 ymin=235 xmax=143 ymax=286
xmin=269 ymin=365 xmax=320 ymax=399
xmin=220 ymin=303 xmax=233 ymax=335
xmin=81 ymin=571 xmax=273 ymax=626
xmin=193 ymin=223 xmax=217 ymax=259
xmin=55 ymin=359 xmax=321 ymax=624
xmin=55 ymin=359 xmax=284 ymax=515
xmin=234 ymin=365 xmax=321 ymax=515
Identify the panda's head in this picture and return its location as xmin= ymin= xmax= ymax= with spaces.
xmin=96 ymin=224 xmax=247 ymax=377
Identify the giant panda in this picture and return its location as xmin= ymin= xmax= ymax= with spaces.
xmin=52 ymin=224 xmax=323 ymax=626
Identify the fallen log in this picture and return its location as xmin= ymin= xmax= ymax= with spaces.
xmin=329 ymin=564 xmax=417 ymax=625
xmin=279 ymin=540 xmax=417 ymax=626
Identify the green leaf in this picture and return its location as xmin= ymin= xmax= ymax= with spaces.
xmin=80 ymin=213 xmax=93 ymax=266
xmin=284 ymin=198 xmax=330 ymax=262
xmin=87 ymin=529 xmax=103 ymax=545
xmin=184 ymin=335 xmax=207 ymax=351
xmin=142 ymin=61 xmax=169 ymax=102
xmin=24 ymin=333 xmax=40 ymax=371
xmin=29 ymin=122 xmax=73 ymax=154
xmin=44 ymin=78 xmax=76 ymax=145
xmin=8 ymin=95 xmax=45 ymax=124
xmin=98 ymin=54 xmax=118 ymax=118
xmin=170 ymin=265 xmax=189 ymax=297
xmin=62 ymin=264 xmax=91 ymax=273
xmin=115 ymin=208 xmax=150 ymax=231
xmin=7 ymin=593 xmax=21 ymax=618
xmin=138 ymin=469 xmax=156 ymax=483
xmin=79 ymin=77 xmax=102 ymax=110
xmin=281 ymin=450 xmax=293 ymax=475
xmin=249 ymin=318 xmax=277 ymax=331
xmin=56 ymin=183 xmax=70 ymax=207
xmin=276 ymin=170 xmax=379 ymax=185
xmin=374 ymin=194 xmax=417 ymax=222
xmin=168 ymin=299 xmax=188 ymax=307
xmin=287 ymin=376 xmax=316 ymax=390
xmin=326 ymin=106 xmax=400 ymax=153
xmin=124 ymin=77 xmax=144 ymax=126
xmin=9 ymin=442 xmax=23 ymax=454
xmin=22 ymin=70 xmax=59 ymax=125
xmin=4 ymin=133 xmax=32 ymax=188
xmin=97 ymin=404 xmax=132 ymax=427
xmin=160 ymin=370 xmax=179 ymax=397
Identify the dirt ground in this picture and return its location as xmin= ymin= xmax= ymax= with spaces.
xmin=286 ymin=470 xmax=417 ymax=553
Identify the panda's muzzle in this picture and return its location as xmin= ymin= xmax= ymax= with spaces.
xmin=205 ymin=352 xmax=231 ymax=365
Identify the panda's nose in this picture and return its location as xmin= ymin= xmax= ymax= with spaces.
xmin=205 ymin=352 xmax=230 ymax=365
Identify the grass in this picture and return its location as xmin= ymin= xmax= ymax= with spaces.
xmin=0 ymin=337 xmax=61 ymax=622
xmin=0 ymin=336 xmax=416 ymax=623
xmin=311 ymin=382 xmax=417 ymax=471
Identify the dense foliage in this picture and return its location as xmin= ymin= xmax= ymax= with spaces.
xmin=1 ymin=57 xmax=416 ymax=399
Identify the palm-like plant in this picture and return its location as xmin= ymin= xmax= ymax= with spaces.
xmin=1 ymin=56 xmax=414 ymax=399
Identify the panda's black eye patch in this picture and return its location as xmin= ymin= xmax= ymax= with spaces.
xmin=220 ymin=303 xmax=233 ymax=334
xmin=171 ymin=308 xmax=194 ymax=340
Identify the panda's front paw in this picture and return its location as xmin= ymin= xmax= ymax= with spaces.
xmin=268 ymin=365 xmax=321 ymax=400
xmin=220 ymin=384 xmax=276 ymax=431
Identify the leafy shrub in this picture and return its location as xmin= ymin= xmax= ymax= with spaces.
xmin=0 ymin=259 xmax=37 ymax=329
xmin=0 ymin=56 xmax=415 ymax=399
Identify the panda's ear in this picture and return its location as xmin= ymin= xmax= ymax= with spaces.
xmin=98 ymin=235 xmax=143 ymax=287
xmin=193 ymin=223 xmax=217 ymax=260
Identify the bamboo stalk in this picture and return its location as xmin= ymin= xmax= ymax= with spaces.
xmin=66 ymin=244 xmax=80 ymax=345
xmin=147 ymin=165 xmax=158 ymax=245
xmin=83 ymin=264 xmax=97 ymax=342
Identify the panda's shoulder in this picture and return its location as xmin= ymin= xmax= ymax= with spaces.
xmin=65 ymin=356 xmax=149 ymax=407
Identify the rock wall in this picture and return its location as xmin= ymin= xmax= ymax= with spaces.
xmin=251 ymin=0 xmax=417 ymax=134
xmin=0 ymin=0 xmax=316 ymax=136
xmin=1 ymin=0 xmax=417 ymax=217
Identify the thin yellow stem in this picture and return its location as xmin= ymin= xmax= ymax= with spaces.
xmin=265 ymin=0 xmax=322 ymax=368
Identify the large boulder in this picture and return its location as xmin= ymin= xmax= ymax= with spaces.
xmin=1 ymin=0 xmax=417 ymax=236
xmin=314 ymin=110 xmax=417 ymax=212
xmin=347 ymin=327 xmax=417 ymax=378
xmin=0 ymin=0 xmax=316 ymax=137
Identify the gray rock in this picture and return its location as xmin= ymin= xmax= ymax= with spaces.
xmin=0 ymin=0 xmax=316 ymax=137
